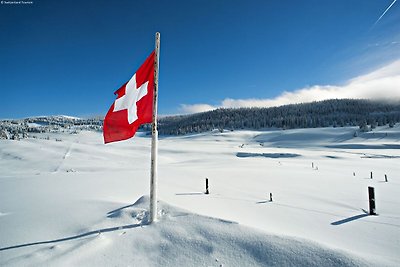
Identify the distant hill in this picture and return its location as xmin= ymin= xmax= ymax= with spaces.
xmin=156 ymin=99 xmax=400 ymax=135
xmin=2 ymin=99 xmax=400 ymax=139
xmin=0 ymin=115 xmax=102 ymax=140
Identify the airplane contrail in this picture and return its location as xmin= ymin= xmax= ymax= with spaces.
xmin=374 ymin=0 xmax=397 ymax=25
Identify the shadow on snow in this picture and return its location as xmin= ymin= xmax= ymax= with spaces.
xmin=331 ymin=213 xmax=369 ymax=226
xmin=0 ymin=223 xmax=142 ymax=252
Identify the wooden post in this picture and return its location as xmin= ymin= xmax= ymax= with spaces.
xmin=269 ymin=193 xmax=273 ymax=202
xmin=385 ymin=174 xmax=388 ymax=182
xmin=370 ymin=172 xmax=373 ymax=179
xmin=368 ymin=186 xmax=376 ymax=215
xmin=149 ymin=32 xmax=160 ymax=224
xmin=312 ymin=162 xmax=314 ymax=168
xmin=205 ymin=178 xmax=209 ymax=194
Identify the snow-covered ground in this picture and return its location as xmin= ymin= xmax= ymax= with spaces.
xmin=1 ymin=125 xmax=399 ymax=266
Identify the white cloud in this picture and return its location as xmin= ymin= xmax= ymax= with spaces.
xmin=179 ymin=103 xmax=216 ymax=114
xmin=180 ymin=59 xmax=400 ymax=113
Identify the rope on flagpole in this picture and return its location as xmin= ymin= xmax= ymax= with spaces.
xmin=149 ymin=32 xmax=160 ymax=224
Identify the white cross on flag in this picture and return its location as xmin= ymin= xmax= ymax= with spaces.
xmin=103 ymin=51 xmax=155 ymax=143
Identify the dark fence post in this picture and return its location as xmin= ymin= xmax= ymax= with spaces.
xmin=269 ymin=193 xmax=273 ymax=202
xmin=370 ymin=172 xmax=373 ymax=179
xmin=205 ymin=178 xmax=209 ymax=194
xmin=385 ymin=174 xmax=388 ymax=182
xmin=368 ymin=186 xmax=376 ymax=215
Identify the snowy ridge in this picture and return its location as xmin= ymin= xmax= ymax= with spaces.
xmin=1 ymin=196 xmax=372 ymax=267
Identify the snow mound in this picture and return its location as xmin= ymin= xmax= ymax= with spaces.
xmin=1 ymin=196 xmax=371 ymax=267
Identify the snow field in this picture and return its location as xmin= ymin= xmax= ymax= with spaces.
xmin=0 ymin=125 xmax=399 ymax=266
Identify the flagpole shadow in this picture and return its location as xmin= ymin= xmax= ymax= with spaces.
xmin=0 ymin=223 xmax=142 ymax=252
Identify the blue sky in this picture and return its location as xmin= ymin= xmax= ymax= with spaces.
xmin=1 ymin=0 xmax=399 ymax=118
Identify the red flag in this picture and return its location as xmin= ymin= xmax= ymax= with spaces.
xmin=103 ymin=51 xmax=155 ymax=144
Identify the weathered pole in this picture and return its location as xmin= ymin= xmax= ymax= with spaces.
xmin=149 ymin=32 xmax=160 ymax=224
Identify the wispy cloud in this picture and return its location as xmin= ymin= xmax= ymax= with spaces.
xmin=374 ymin=0 xmax=397 ymax=26
xmin=180 ymin=60 xmax=400 ymax=113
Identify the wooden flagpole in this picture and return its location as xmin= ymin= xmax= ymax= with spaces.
xmin=149 ymin=32 xmax=160 ymax=223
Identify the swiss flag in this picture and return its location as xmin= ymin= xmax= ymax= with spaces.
xmin=103 ymin=51 xmax=155 ymax=144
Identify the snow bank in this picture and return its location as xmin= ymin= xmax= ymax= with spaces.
xmin=0 ymin=196 xmax=371 ymax=267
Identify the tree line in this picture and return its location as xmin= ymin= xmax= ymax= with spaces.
xmin=154 ymin=99 xmax=400 ymax=135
